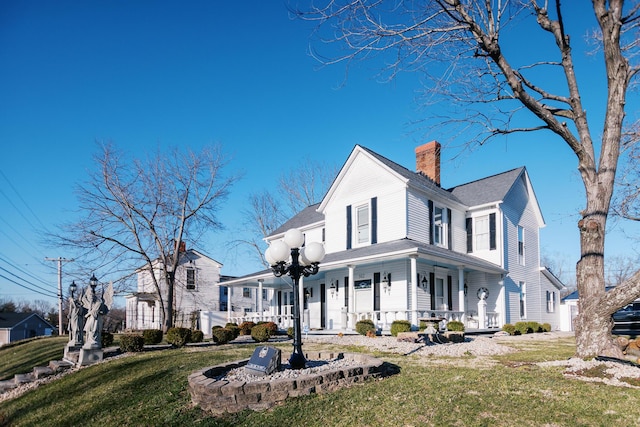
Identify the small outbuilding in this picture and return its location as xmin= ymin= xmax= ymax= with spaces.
xmin=0 ymin=312 xmax=56 ymax=346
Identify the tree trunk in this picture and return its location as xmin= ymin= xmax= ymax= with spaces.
xmin=164 ymin=271 xmax=175 ymax=333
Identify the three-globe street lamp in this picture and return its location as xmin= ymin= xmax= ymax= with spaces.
xmin=265 ymin=228 xmax=325 ymax=369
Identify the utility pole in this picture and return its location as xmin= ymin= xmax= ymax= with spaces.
xmin=45 ymin=257 xmax=74 ymax=335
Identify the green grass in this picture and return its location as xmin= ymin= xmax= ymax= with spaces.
xmin=1 ymin=335 xmax=640 ymax=426
xmin=0 ymin=336 xmax=67 ymax=380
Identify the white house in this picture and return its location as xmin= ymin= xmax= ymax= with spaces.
xmin=125 ymin=247 xmax=229 ymax=331
xmin=225 ymin=142 xmax=565 ymax=332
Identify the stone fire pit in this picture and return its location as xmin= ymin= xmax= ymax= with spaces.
xmin=188 ymin=350 xmax=389 ymax=415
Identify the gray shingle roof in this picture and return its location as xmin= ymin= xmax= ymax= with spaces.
xmin=271 ymin=203 xmax=323 ymax=237
xmin=448 ymin=167 xmax=525 ymax=207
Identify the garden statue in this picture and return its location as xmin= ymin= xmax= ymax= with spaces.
xmin=81 ymin=276 xmax=114 ymax=350
xmin=68 ymin=290 xmax=85 ymax=346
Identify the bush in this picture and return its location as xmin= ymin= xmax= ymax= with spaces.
xmin=502 ymin=323 xmax=516 ymax=335
xmin=514 ymin=321 xmax=532 ymax=335
xmin=239 ymin=321 xmax=256 ymax=335
xmin=258 ymin=321 xmax=279 ymax=335
xmin=356 ymin=319 xmax=376 ymax=336
xmin=211 ymin=327 xmax=234 ymax=344
xmin=120 ymin=334 xmax=145 ymax=352
xmin=191 ymin=330 xmax=204 ymax=343
xmin=251 ymin=323 xmax=271 ymax=342
xmin=142 ymin=329 xmax=163 ymax=345
xmin=225 ymin=323 xmax=240 ymax=340
xmin=527 ymin=321 xmax=542 ymax=333
xmin=446 ymin=321 xmax=465 ymax=332
xmin=101 ymin=331 xmax=114 ymax=347
xmin=390 ymin=320 xmax=412 ymax=337
xmin=166 ymin=327 xmax=192 ymax=347
xmin=541 ymin=322 xmax=552 ymax=332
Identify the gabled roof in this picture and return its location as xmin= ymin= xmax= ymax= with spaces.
xmin=448 ymin=167 xmax=525 ymax=207
xmin=0 ymin=312 xmax=55 ymax=330
xmin=135 ymin=248 xmax=222 ymax=273
xmin=270 ymin=203 xmax=324 ymax=237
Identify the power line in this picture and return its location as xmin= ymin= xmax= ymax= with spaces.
xmin=0 ymin=169 xmax=50 ymax=232
xmin=0 ymin=273 xmax=57 ymax=298
xmin=0 ymin=253 xmax=52 ymax=287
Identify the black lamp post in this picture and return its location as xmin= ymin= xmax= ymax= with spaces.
xmin=69 ymin=280 xmax=77 ymax=298
xmin=89 ymin=273 xmax=98 ymax=290
xmin=265 ymin=228 xmax=325 ymax=369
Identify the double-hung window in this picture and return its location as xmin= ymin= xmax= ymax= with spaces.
xmin=519 ymin=282 xmax=526 ymax=319
xmin=356 ymin=204 xmax=369 ymax=244
xmin=518 ymin=226 xmax=525 ymax=265
xmin=475 ymin=215 xmax=490 ymax=251
xmin=433 ymin=207 xmax=445 ymax=246
xmin=546 ymin=290 xmax=556 ymax=312
xmin=186 ymin=268 xmax=196 ymax=290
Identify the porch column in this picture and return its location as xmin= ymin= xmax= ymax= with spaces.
xmin=257 ymin=279 xmax=264 ymax=321
xmin=348 ymin=265 xmax=355 ymax=329
xmin=410 ymin=255 xmax=418 ymax=325
xmin=458 ymin=267 xmax=465 ymax=323
xmin=227 ymin=286 xmax=232 ymax=322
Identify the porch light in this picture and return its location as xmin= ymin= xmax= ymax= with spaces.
xmin=89 ymin=273 xmax=98 ymax=290
xmin=464 ymin=282 xmax=468 ymax=296
xmin=329 ymin=280 xmax=336 ymax=298
xmin=383 ymin=272 xmax=391 ymax=293
xmin=69 ymin=280 xmax=77 ymax=298
xmin=421 ymin=275 xmax=428 ymax=289
xmin=265 ymin=228 xmax=325 ymax=369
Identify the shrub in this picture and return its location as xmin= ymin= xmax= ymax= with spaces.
xmin=211 ymin=327 xmax=234 ymax=344
xmin=142 ymin=329 xmax=163 ymax=345
xmin=287 ymin=327 xmax=294 ymax=339
xmin=258 ymin=321 xmax=279 ymax=335
xmin=502 ymin=323 xmax=516 ymax=335
xmin=225 ymin=323 xmax=240 ymax=340
xmin=251 ymin=323 xmax=271 ymax=342
xmin=191 ymin=330 xmax=204 ymax=343
xmin=527 ymin=321 xmax=543 ymax=333
xmin=356 ymin=319 xmax=376 ymax=336
xmin=514 ymin=321 xmax=532 ymax=335
xmin=166 ymin=327 xmax=192 ymax=347
xmin=541 ymin=322 xmax=552 ymax=332
xmin=447 ymin=321 xmax=465 ymax=332
xmin=239 ymin=321 xmax=256 ymax=335
xmin=120 ymin=334 xmax=144 ymax=352
xmin=101 ymin=331 xmax=114 ymax=347
xmin=390 ymin=320 xmax=412 ymax=337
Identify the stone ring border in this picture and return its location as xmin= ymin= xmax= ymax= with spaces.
xmin=188 ymin=350 xmax=391 ymax=415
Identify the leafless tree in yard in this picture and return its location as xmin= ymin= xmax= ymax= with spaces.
xmin=54 ymin=142 xmax=237 ymax=332
xmin=294 ymin=0 xmax=640 ymax=358
xmin=234 ymin=159 xmax=338 ymax=267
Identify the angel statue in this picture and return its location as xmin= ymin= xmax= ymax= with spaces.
xmin=81 ymin=276 xmax=114 ymax=349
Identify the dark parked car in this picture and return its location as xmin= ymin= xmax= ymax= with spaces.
xmin=613 ymin=301 xmax=640 ymax=336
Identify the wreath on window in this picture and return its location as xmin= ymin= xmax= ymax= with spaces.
xmin=477 ymin=287 xmax=489 ymax=300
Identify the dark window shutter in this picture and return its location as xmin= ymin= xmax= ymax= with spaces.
xmin=373 ymin=272 xmax=380 ymax=311
xmin=371 ymin=197 xmax=378 ymax=244
xmin=428 ymin=200 xmax=434 ymax=245
xmin=489 ymin=213 xmax=496 ymax=250
xmin=466 ymin=218 xmax=473 ymax=253
xmin=344 ymin=276 xmax=349 ymax=308
xmin=447 ymin=208 xmax=452 ymax=248
xmin=346 ymin=205 xmax=352 ymax=249
xmin=429 ymin=272 xmax=435 ymax=310
xmin=447 ymin=276 xmax=452 ymax=311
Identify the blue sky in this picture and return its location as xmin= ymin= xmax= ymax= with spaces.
xmin=1 ymin=1 xmax=638 ymax=307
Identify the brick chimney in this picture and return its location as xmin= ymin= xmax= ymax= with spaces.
xmin=415 ymin=141 xmax=441 ymax=186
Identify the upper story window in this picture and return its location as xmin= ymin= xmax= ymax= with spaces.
xmin=346 ymin=197 xmax=377 ymax=249
xmin=466 ymin=212 xmax=496 ymax=253
xmin=243 ymin=287 xmax=251 ymax=298
xmin=186 ymin=268 xmax=196 ymax=290
xmin=356 ymin=204 xmax=370 ymax=244
xmin=433 ymin=207 xmax=446 ymax=246
xmin=518 ymin=225 xmax=525 ymax=265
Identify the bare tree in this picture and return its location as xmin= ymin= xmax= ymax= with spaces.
xmin=55 ymin=142 xmax=237 ymax=332
xmin=234 ymin=159 xmax=338 ymax=266
xmin=294 ymin=1 xmax=640 ymax=358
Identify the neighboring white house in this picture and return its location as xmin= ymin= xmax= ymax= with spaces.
xmin=225 ymin=142 xmax=565 ymax=332
xmin=125 ymin=247 xmax=234 ymax=331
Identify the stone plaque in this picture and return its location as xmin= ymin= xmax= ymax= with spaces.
xmin=245 ymin=346 xmax=281 ymax=376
